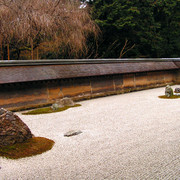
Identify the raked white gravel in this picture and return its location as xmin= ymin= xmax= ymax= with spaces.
xmin=1 ymin=86 xmax=180 ymax=179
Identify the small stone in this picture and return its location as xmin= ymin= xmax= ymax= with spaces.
xmin=64 ymin=130 xmax=82 ymax=137
xmin=51 ymin=103 xmax=59 ymax=111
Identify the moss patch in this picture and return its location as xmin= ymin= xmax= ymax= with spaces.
xmin=159 ymin=95 xmax=180 ymax=99
xmin=0 ymin=137 xmax=54 ymax=159
xmin=22 ymin=104 xmax=81 ymax=115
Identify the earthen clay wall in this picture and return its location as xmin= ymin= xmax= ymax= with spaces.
xmin=0 ymin=59 xmax=179 ymax=111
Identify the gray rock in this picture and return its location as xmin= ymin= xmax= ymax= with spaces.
xmin=51 ymin=97 xmax=75 ymax=111
xmin=56 ymin=97 xmax=75 ymax=107
xmin=0 ymin=108 xmax=6 ymax=115
xmin=0 ymin=108 xmax=33 ymax=147
xmin=174 ymin=88 xmax=180 ymax=93
xmin=165 ymin=85 xmax=173 ymax=97
xmin=64 ymin=130 xmax=82 ymax=137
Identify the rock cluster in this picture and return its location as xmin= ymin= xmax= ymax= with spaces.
xmin=0 ymin=108 xmax=33 ymax=147
xmin=51 ymin=97 xmax=75 ymax=110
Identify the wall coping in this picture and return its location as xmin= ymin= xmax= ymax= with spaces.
xmin=0 ymin=58 xmax=180 ymax=66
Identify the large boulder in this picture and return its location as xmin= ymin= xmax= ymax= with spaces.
xmin=0 ymin=108 xmax=33 ymax=147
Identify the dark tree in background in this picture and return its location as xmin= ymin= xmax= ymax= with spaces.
xmin=86 ymin=0 xmax=180 ymax=58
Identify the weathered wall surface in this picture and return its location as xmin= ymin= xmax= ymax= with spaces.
xmin=0 ymin=59 xmax=179 ymax=111
xmin=176 ymin=71 xmax=180 ymax=83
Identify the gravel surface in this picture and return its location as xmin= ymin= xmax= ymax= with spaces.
xmin=1 ymin=86 xmax=180 ymax=180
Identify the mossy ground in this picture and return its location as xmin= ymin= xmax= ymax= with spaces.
xmin=22 ymin=104 xmax=81 ymax=115
xmin=0 ymin=137 xmax=54 ymax=159
xmin=159 ymin=95 xmax=180 ymax=99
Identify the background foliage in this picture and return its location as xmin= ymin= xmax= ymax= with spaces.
xmin=86 ymin=0 xmax=180 ymax=58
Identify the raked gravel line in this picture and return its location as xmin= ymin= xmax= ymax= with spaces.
xmin=1 ymin=86 xmax=180 ymax=180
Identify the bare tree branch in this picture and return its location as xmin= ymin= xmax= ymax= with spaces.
xmin=119 ymin=39 xmax=135 ymax=58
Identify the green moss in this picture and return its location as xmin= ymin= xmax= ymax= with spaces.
xmin=0 ymin=137 xmax=54 ymax=159
xmin=159 ymin=95 xmax=180 ymax=99
xmin=22 ymin=104 xmax=81 ymax=115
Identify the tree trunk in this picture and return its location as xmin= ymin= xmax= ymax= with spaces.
xmin=36 ymin=47 xmax=39 ymax=60
xmin=0 ymin=43 xmax=3 ymax=60
xmin=31 ymin=38 xmax=34 ymax=60
xmin=16 ymin=49 xmax=20 ymax=60
xmin=7 ymin=44 xmax=10 ymax=60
